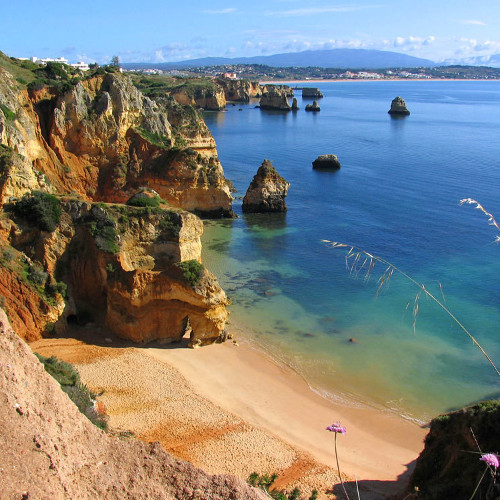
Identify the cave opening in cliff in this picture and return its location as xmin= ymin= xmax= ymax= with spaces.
xmin=66 ymin=311 xmax=93 ymax=326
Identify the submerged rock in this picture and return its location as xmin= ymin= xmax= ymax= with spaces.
xmin=312 ymin=154 xmax=341 ymax=170
xmin=305 ymin=100 xmax=320 ymax=112
xmin=388 ymin=96 xmax=410 ymax=116
xmin=242 ymin=159 xmax=290 ymax=213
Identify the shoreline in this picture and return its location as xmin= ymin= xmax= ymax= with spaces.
xmin=31 ymin=325 xmax=426 ymax=498
xmin=259 ymin=78 xmax=500 ymax=84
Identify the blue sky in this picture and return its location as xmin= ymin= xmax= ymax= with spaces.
xmin=2 ymin=0 xmax=500 ymax=64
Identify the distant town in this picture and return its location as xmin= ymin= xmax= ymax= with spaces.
xmin=19 ymin=56 xmax=500 ymax=81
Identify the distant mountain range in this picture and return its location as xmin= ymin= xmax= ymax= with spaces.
xmin=122 ymin=48 xmax=437 ymax=71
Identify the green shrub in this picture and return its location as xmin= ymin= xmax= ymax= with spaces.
xmin=126 ymin=194 xmax=161 ymax=208
xmin=13 ymin=191 xmax=62 ymax=232
xmin=176 ymin=260 xmax=204 ymax=287
xmin=0 ymin=103 xmax=16 ymax=121
xmin=35 ymin=353 xmax=108 ymax=430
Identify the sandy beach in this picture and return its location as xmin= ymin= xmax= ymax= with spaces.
xmin=31 ymin=326 xmax=426 ymax=499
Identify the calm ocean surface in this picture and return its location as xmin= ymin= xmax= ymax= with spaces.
xmin=202 ymin=81 xmax=500 ymax=422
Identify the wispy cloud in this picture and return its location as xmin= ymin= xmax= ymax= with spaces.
xmin=265 ymin=4 xmax=383 ymax=17
xmin=202 ymin=8 xmax=237 ymax=14
xmin=460 ymin=19 xmax=487 ymax=26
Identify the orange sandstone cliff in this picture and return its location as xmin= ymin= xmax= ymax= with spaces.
xmin=0 ymin=62 xmax=231 ymax=346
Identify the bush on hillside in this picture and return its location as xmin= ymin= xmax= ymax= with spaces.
xmin=12 ymin=191 xmax=62 ymax=232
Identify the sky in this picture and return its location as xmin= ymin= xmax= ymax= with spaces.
xmin=2 ymin=0 xmax=500 ymax=64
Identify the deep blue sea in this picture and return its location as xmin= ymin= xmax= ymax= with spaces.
xmin=202 ymin=81 xmax=500 ymax=422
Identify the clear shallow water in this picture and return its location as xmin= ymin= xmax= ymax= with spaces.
xmin=202 ymin=81 xmax=500 ymax=422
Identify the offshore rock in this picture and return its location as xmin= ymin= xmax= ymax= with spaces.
xmin=312 ymin=154 xmax=341 ymax=170
xmin=259 ymin=86 xmax=291 ymax=111
xmin=388 ymin=96 xmax=410 ymax=116
xmin=302 ymin=88 xmax=324 ymax=98
xmin=242 ymin=159 xmax=290 ymax=213
xmin=291 ymin=98 xmax=299 ymax=111
xmin=305 ymin=100 xmax=321 ymax=112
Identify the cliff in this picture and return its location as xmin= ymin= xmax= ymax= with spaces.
xmin=0 ymin=67 xmax=234 ymax=217
xmin=172 ymin=83 xmax=226 ymax=111
xmin=242 ymin=159 xmax=290 ymax=213
xmin=216 ymin=78 xmax=262 ymax=102
xmin=0 ymin=59 xmax=231 ymax=347
xmin=0 ymin=308 xmax=267 ymax=499
xmin=0 ymin=195 xmax=229 ymax=346
xmin=406 ymin=401 xmax=500 ymax=499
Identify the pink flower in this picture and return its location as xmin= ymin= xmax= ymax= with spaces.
xmin=481 ymin=453 xmax=500 ymax=469
xmin=326 ymin=422 xmax=346 ymax=434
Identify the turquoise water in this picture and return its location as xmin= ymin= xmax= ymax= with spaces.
xmin=202 ymin=81 xmax=500 ymax=422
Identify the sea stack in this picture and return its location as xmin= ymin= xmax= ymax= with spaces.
xmin=388 ymin=96 xmax=410 ymax=116
xmin=305 ymin=100 xmax=321 ymax=112
xmin=242 ymin=159 xmax=290 ymax=213
xmin=291 ymin=98 xmax=299 ymax=111
xmin=312 ymin=154 xmax=341 ymax=170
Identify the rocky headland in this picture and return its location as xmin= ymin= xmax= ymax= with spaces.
xmin=0 ymin=57 xmax=234 ymax=346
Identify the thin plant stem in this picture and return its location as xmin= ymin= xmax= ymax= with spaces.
xmin=335 ymin=433 xmax=351 ymax=500
xmin=324 ymin=241 xmax=500 ymax=378
xmin=469 ymin=466 xmax=488 ymax=500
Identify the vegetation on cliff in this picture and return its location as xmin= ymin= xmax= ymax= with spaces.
xmin=35 ymin=353 xmax=108 ymax=430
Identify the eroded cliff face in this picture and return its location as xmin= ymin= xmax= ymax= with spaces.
xmin=172 ymin=85 xmax=226 ymax=111
xmin=0 ymin=68 xmax=233 ymax=217
xmin=259 ymin=85 xmax=293 ymax=111
xmin=0 ymin=63 xmax=232 ymax=347
xmin=0 ymin=198 xmax=228 ymax=346
xmin=216 ymin=78 xmax=262 ymax=102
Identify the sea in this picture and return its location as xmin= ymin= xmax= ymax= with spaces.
xmin=201 ymin=80 xmax=500 ymax=423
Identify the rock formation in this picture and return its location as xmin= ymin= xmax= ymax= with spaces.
xmin=388 ymin=96 xmax=410 ymax=116
xmin=0 ymin=67 xmax=234 ymax=217
xmin=172 ymin=84 xmax=226 ymax=111
xmin=0 ymin=197 xmax=229 ymax=346
xmin=407 ymin=401 xmax=500 ymax=499
xmin=291 ymin=98 xmax=299 ymax=111
xmin=0 ymin=308 xmax=267 ymax=499
xmin=242 ymin=159 xmax=290 ymax=213
xmin=216 ymin=78 xmax=262 ymax=102
xmin=0 ymin=60 xmax=232 ymax=347
xmin=312 ymin=154 xmax=341 ymax=170
xmin=305 ymin=100 xmax=321 ymax=112
xmin=302 ymin=88 xmax=323 ymax=98
xmin=259 ymin=85 xmax=292 ymax=111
